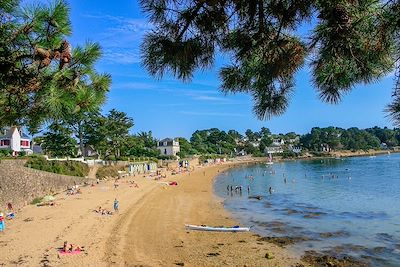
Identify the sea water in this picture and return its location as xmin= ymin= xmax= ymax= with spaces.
xmin=214 ymin=154 xmax=400 ymax=266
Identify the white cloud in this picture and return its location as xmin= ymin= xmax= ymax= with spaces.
xmin=83 ymin=13 xmax=152 ymax=64
xmin=102 ymin=48 xmax=141 ymax=64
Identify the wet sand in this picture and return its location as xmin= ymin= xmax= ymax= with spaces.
xmin=0 ymin=161 xmax=305 ymax=266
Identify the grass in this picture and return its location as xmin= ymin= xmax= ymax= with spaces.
xmin=30 ymin=197 xmax=43 ymax=205
xmin=25 ymin=155 xmax=89 ymax=177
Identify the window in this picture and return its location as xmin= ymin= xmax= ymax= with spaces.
xmin=21 ymin=140 xmax=30 ymax=147
xmin=2 ymin=139 xmax=10 ymax=146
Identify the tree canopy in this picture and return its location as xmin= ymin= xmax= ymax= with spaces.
xmin=140 ymin=0 xmax=399 ymax=122
xmin=0 ymin=0 xmax=110 ymax=131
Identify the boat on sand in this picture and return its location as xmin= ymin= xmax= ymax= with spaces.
xmin=185 ymin=224 xmax=250 ymax=232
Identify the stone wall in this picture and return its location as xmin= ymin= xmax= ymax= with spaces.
xmin=0 ymin=159 xmax=87 ymax=210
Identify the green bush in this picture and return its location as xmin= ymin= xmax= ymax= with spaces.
xmin=0 ymin=149 xmax=12 ymax=157
xmin=25 ymin=156 xmax=89 ymax=177
xmin=252 ymin=150 xmax=265 ymax=157
xmin=280 ymin=151 xmax=297 ymax=159
xmin=30 ymin=197 xmax=43 ymax=205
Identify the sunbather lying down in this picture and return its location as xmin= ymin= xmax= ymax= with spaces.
xmin=60 ymin=241 xmax=85 ymax=254
xmin=93 ymin=206 xmax=113 ymax=215
xmin=37 ymin=202 xmax=57 ymax=207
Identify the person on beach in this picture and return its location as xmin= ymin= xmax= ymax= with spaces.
xmin=0 ymin=212 xmax=5 ymax=232
xmin=7 ymin=203 xmax=13 ymax=211
xmin=114 ymin=198 xmax=119 ymax=212
xmin=114 ymin=179 xmax=119 ymax=190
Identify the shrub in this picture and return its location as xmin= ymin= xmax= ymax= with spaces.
xmin=30 ymin=197 xmax=43 ymax=205
xmin=280 ymin=151 xmax=297 ymax=159
xmin=0 ymin=149 xmax=12 ymax=157
xmin=252 ymin=150 xmax=265 ymax=157
xmin=25 ymin=156 xmax=89 ymax=177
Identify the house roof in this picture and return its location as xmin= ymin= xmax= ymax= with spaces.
xmin=0 ymin=128 xmax=14 ymax=139
xmin=159 ymin=138 xmax=174 ymax=142
xmin=0 ymin=127 xmax=31 ymax=140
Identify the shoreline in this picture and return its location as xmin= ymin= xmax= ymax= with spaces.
xmin=0 ymin=160 xmax=305 ymax=266
xmin=110 ymin=160 xmax=305 ymax=266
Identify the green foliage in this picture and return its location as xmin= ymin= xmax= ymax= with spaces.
xmin=300 ymin=126 xmax=382 ymax=151
xmin=0 ymin=149 xmax=12 ymax=158
xmin=83 ymin=109 xmax=134 ymax=159
xmin=25 ymin=155 xmax=89 ymax=177
xmin=176 ymin=137 xmax=195 ymax=158
xmin=30 ymin=197 xmax=43 ymax=205
xmin=0 ymin=0 xmax=110 ymax=131
xmin=140 ymin=1 xmax=399 ymax=122
xmin=40 ymin=123 xmax=77 ymax=157
xmin=280 ymin=151 xmax=297 ymax=159
xmin=252 ymin=150 xmax=265 ymax=157
xmin=190 ymin=128 xmax=236 ymax=155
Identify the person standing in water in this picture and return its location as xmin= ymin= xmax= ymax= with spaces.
xmin=269 ymin=187 xmax=273 ymax=195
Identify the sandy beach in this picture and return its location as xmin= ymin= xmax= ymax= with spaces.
xmin=0 ymin=161 xmax=304 ymax=266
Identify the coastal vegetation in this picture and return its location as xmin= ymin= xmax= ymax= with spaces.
xmin=25 ymin=155 xmax=89 ymax=177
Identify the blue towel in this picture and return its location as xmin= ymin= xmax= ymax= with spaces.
xmin=0 ymin=221 xmax=5 ymax=231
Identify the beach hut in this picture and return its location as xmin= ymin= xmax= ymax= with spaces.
xmin=128 ymin=162 xmax=157 ymax=175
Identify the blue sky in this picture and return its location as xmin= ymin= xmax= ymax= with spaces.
xmin=62 ymin=0 xmax=396 ymax=138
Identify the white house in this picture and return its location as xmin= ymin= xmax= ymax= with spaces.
xmin=157 ymin=138 xmax=180 ymax=156
xmin=0 ymin=127 xmax=32 ymax=155
xmin=288 ymin=145 xmax=302 ymax=154
xmin=265 ymin=146 xmax=284 ymax=154
xmin=272 ymin=138 xmax=285 ymax=146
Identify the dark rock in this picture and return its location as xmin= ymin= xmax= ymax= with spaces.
xmin=302 ymin=250 xmax=369 ymax=267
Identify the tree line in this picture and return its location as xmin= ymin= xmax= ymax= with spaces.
xmin=33 ymin=121 xmax=400 ymax=160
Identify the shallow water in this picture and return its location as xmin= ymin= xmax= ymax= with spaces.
xmin=214 ymin=154 xmax=400 ymax=266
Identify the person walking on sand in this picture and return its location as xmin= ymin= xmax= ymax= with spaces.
xmin=114 ymin=198 xmax=119 ymax=212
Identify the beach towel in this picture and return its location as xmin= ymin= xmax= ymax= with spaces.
xmin=0 ymin=220 xmax=5 ymax=231
xmin=58 ymin=249 xmax=82 ymax=255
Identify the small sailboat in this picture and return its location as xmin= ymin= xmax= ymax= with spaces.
xmin=266 ymin=153 xmax=274 ymax=165
xmin=185 ymin=224 xmax=251 ymax=232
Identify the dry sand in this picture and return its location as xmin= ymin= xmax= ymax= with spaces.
xmin=0 ymin=162 xmax=305 ymax=266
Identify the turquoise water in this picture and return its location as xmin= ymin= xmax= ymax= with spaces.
xmin=214 ymin=154 xmax=400 ymax=266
